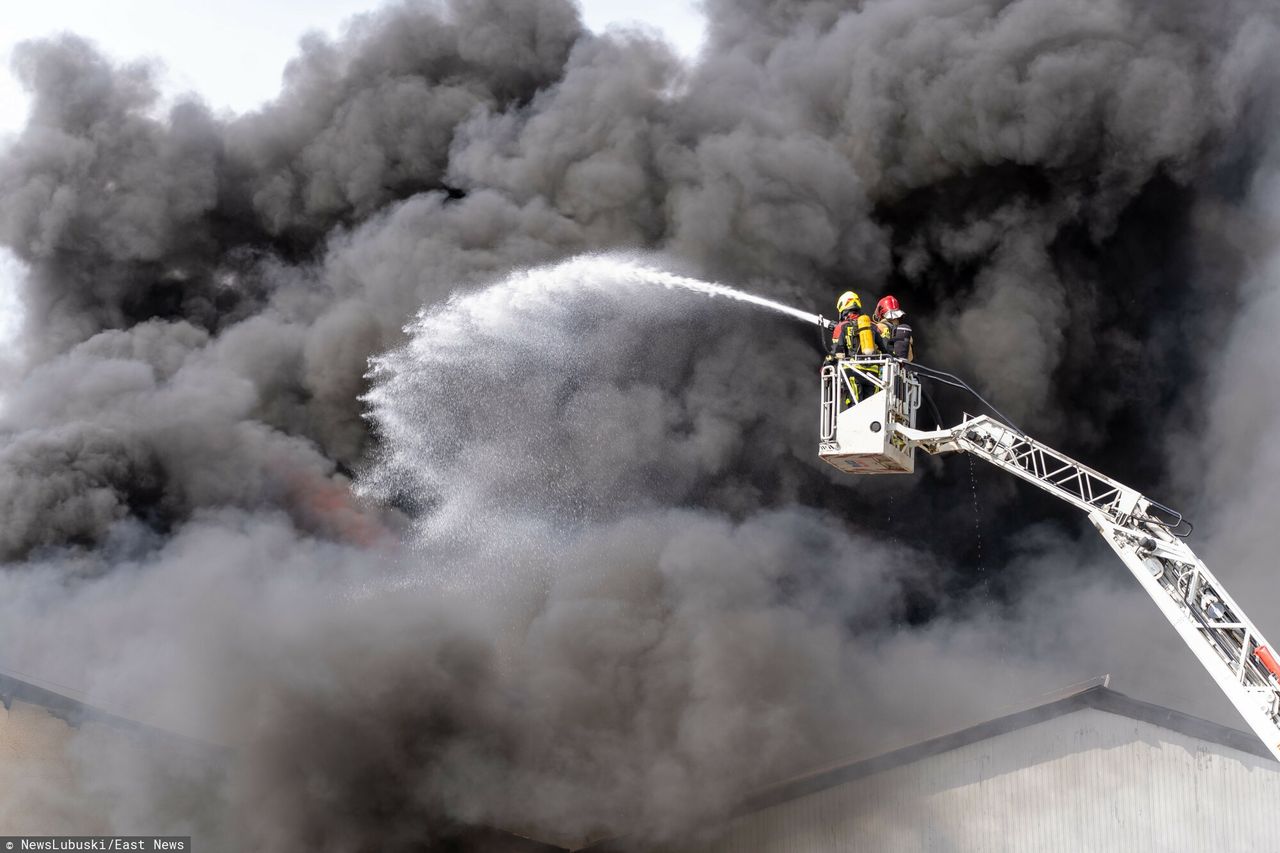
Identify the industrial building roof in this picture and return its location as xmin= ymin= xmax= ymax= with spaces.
xmin=583 ymin=677 xmax=1277 ymax=852
xmin=0 ymin=667 xmax=563 ymax=852
xmin=0 ymin=665 xmax=207 ymax=746
xmin=733 ymin=678 xmax=1272 ymax=817
xmin=5 ymin=666 xmax=1272 ymax=852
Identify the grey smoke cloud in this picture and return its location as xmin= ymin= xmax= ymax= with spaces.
xmin=1 ymin=0 xmax=1279 ymax=847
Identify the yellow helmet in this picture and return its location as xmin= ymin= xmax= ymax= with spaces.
xmin=836 ymin=291 xmax=861 ymax=315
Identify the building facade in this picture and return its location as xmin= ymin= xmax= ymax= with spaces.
xmin=603 ymin=685 xmax=1280 ymax=852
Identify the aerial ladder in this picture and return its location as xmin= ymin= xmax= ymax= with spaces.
xmin=819 ymin=353 xmax=1280 ymax=761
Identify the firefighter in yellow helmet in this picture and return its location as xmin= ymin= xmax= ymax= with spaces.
xmin=826 ymin=290 xmax=885 ymax=408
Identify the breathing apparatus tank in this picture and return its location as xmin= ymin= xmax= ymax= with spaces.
xmin=856 ymin=314 xmax=876 ymax=355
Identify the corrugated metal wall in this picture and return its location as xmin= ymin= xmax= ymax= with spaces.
xmin=668 ymin=708 xmax=1280 ymax=852
xmin=0 ymin=700 xmax=115 ymax=832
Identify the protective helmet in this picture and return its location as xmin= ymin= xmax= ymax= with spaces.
xmin=874 ymin=295 xmax=904 ymax=322
xmin=836 ymin=291 xmax=861 ymax=315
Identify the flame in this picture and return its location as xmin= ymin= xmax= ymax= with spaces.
xmin=280 ymin=467 xmax=393 ymax=547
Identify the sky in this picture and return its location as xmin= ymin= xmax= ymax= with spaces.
xmin=0 ymin=0 xmax=706 ymax=136
xmin=0 ymin=0 xmax=708 ymax=344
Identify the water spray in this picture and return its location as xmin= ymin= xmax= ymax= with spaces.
xmin=590 ymin=260 xmax=833 ymax=330
xmin=362 ymin=253 xmax=835 ymax=552
xmin=483 ymin=254 xmax=831 ymax=330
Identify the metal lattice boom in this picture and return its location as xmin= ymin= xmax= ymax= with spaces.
xmin=893 ymin=413 xmax=1280 ymax=760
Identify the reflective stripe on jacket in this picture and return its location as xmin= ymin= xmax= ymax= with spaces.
xmin=876 ymin=321 xmax=914 ymax=361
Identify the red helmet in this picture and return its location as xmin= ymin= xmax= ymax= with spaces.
xmin=874 ymin=295 xmax=904 ymax=322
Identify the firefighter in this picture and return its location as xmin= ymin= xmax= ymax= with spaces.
xmin=873 ymin=294 xmax=914 ymax=362
xmin=826 ymin=291 xmax=884 ymax=408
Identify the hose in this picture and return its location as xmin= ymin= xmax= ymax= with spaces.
xmin=920 ymin=388 xmax=945 ymax=431
xmin=905 ymin=362 xmax=1193 ymax=537
xmin=902 ymin=362 xmax=1025 ymax=436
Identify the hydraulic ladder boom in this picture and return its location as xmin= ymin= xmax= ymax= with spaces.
xmin=819 ymin=355 xmax=1280 ymax=760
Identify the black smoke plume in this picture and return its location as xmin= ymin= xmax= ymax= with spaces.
xmin=2 ymin=0 xmax=1280 ymax=848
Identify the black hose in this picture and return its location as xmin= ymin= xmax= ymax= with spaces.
xmin=920 ymin=388 xmax=945 ymax=431
xmin=903 ymin=362 xmax=1025 ymax=435
xmin=817 ymin=318 xmax=833 ymax=355
xmin=905 ymin=361 xmax=1194 ymax=537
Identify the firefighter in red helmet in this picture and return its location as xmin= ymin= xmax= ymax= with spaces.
xmin=873 ymin=295 xmax=914 ymax=362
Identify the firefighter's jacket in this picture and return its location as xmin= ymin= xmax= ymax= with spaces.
xmin=876 ymin=320 xmax=914 ymax=361
xmin=829 ymin=312 xmax=882 ymax=358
